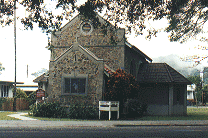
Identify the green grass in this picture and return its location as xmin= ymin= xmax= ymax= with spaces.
xmin=137 ymin=107 xmax=208 ymax=120
xmin=22 ymin=107 xmax=208 ymax=121
xmin=0 ymin=112 xmax=20 ymax=120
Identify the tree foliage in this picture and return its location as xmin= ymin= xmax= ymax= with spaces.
xmin=187 ymin=75 xmax=202 ymax=87
xmin=0 ymin=62 xmax=5 ymax=75
xmin=13 ymin=88 xmax=28 ymax=99
xmin=104 ymin=69 xmax=139 ymax=102
xmin=104 ymin=69 xmax=140 ymax=115
xmin=31 ymin=68 xmax=48 ymax=77
xmin=28 ymin=91 xmax=36 ymax=106
xmin=1 ymin=0 xmax=208 ymax=42
xmin=187 ymin=75 xmax=203 ymax=102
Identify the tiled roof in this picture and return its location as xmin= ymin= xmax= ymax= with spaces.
xmin=137 ymin=63 xmax=192 ymax=84
xmin=125 ymin=41 xmax=152 ymax=63
xmin=0 ymin=81 xmax=24 ymax=84
xmin=33 ymin=73 xmax=49 ymax=83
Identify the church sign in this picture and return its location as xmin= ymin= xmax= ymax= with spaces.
xmin=36 ymin=89 xmax=45 ymax=98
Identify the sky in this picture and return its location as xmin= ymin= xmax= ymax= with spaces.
xmin=0 ymin=0 xmax=208 ymax=85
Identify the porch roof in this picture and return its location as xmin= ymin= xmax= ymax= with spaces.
xmin=33 ymin=73 xmax=49 ymax=83
xmin=137 ymin=63 xmax=192 ymax=84
xmin=0 ymin=81 xmax=24 ymax=85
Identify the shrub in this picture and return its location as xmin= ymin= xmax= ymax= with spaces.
xmin=0 ymin=97 xmax=9 ymax=110
xmin=124 ymin=99 xmax=147 ymax=118
xmin=29 ymin=102 xmax=68 ymax=118
xmin=13 ymin=88 xmax=27 ymax=99
xmin=104 ymin=69 xmax=140 ymax=115
xmin=69 ymin=102 xmax=98 ymax=119
xmin=28 ymin=91 xmax=36 ymax=106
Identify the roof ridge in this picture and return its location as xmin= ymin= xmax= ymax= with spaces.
xmin=79 ymin=45 xmax=103 ymax=61
xmin=53 ymin=46 xmax=73 ymax=61
xmin=164 ymin=63 xmax=174 ymax=82
xmin=165 ymin=63 xmax=192 ymax=84
xmin=125 ymin=41 xmax=152 ymax=62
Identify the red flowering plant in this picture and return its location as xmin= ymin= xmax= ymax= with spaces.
xmin=104 ymin=69 xmax=139 ymax=115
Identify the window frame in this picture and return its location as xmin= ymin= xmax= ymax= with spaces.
xmin=62 ymin=74 xmax=88 ymax=95
xmin=1 ymin=85 xmax=9 ymax=97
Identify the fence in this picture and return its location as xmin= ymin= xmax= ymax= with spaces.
xmin=0 ymin=98 xmax=29 ymax=111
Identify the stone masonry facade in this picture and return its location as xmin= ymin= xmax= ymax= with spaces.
xmin=48 ymin=14 xmax=151 ymax=106
xmin=51 ymin=15 xmax=126 ymax=71
xmin=48 ymin=43 xmax=104 ymax=106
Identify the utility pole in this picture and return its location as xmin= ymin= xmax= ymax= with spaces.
xmin=13 ymin=0 xmax=17 ymax=111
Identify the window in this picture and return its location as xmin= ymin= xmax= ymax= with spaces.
xmin=1 ymin=85 xmax=9 ymax=97
xmin=64 ymin=78 xmax=87 ymax=94
xmin=80 ymin=22 xmax=93 ymax=35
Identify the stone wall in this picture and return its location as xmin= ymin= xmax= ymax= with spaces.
xmin=48 ymin=43 xmax=104 ymax=106
xmin=87 ymin=46 xmax=125 ymax=71
xmin=51 ymin=15 xmax=125 ymax=70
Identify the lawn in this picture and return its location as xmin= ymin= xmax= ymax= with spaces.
xmin=0 ymin=112 xmax=19 ymax=120
xmin=23 ymin=107 xmax=208 ymax=121
xmin=2 ymin=107 xmax=208 ymax=121
xmin=137 ymin=107 xmax=208 ymax=121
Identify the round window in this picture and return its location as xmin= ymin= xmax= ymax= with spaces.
xmin=80 ymin=22 xmax=93 ymax=35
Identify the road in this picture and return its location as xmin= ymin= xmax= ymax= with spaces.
xmin=0 ymin=126 xmax=208 ymax=138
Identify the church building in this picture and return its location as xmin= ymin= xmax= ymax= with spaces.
xmin=34 ymin=14 xmax=191 ymax=116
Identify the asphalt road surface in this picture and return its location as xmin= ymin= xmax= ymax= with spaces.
xmin=0 ymin=126 xmax=208 ymax=138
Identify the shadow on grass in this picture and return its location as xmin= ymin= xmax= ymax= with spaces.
xmin=24 ymin=107 xmax=208 ymax=121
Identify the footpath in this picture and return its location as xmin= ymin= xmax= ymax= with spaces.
xmin=2 ymin=112 xmax=208 ymax=128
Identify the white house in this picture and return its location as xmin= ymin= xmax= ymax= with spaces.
xmin=0 ymin=81 xmax=24 ymax=98
xmin=187 ymin=84 xmax=196 ymax=105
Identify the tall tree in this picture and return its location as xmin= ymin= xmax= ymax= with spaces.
xmin=1 ymin=0 xmax=207 ymax=42
xmin=187 ymin=75 xmax=203 ymax=102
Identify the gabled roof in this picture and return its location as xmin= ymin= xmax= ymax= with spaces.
xmin=52 ymin=42 xmax=103 ymax=62
xmin=33 ymin=73 xmax=49 ymax=83
xmin=55 ymin=13 xmax=118 ymax=35
xmin=137 ymin=63 xmax=192 ymax=84
xmin=104 ymin=64 xmax=115 ymax=77
xmin=125 ymin=41 xmax=152 ymax=63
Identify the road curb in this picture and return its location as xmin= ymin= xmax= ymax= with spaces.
xmin=114 ymin=124 xmax=208 ymax=127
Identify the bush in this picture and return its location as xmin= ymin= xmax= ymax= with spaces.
xmin=28 ymin=91 xmax=36 ymax=106
xmin=13 ymin=88 xmax=27 ymax=99
xmin=0 ymin=98 xmax=7 ymax=109
xmin=69 ymin=102 xmax=98 ymax=119
xmin=124 ymin=99 xmax=147 ymax=118
xmin=29 ymin=102 xmax=68 ymax=118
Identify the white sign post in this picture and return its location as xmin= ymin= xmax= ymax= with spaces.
xmin=99 ymin=101 xmax=119 ymax=120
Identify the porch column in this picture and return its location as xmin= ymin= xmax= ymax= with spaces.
xmin=169 ymin=84 xmax=174 ymax=116
xmin=184 ymin=85 xmax=187 ymax=115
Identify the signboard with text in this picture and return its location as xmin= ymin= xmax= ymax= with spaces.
xmin=36 ymin=89 xmax=45 ymax=98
